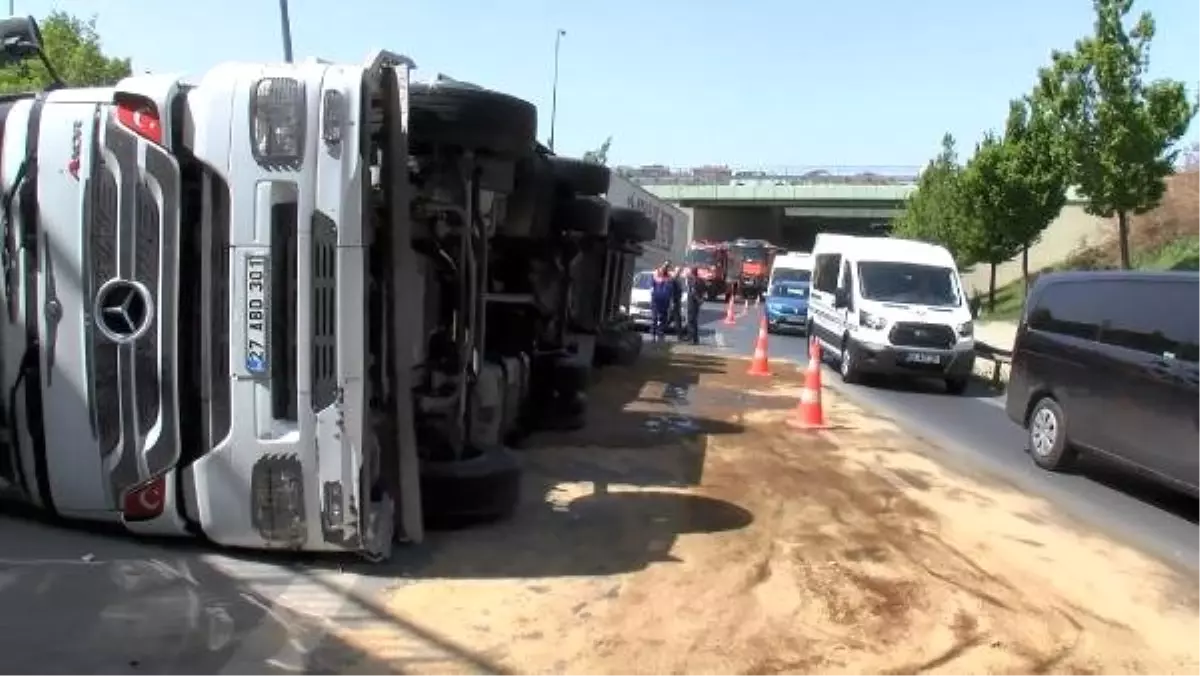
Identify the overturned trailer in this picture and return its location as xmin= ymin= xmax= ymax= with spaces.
xmin=0 ymin=17 xmax=655 ymax=559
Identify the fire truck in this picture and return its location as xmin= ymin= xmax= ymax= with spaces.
xmin=683 ymin=240 xmax=729 ymax=301
xmin=728 ymin=239 xmax=784 ymax=300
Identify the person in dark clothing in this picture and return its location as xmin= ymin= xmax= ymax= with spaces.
xmin=681 ymin=268 xmax=700 ymax=345
xmin=684 ymin=266 xmax=703 ymax=344
xmin=649 ymin=263 xmax=673 ymax=340
xmin=669 ymin=268 xmax=684 ymax=337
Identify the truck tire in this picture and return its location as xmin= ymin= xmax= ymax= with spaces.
xmin=504 ymin=154 xmax=555 ymax=237
xmin=409 ymin=82 xmax=537 ymax=159
xmin=553 ymin=356 xmax=592 ymax=394
xmin=548 ymin=156 xmax=612 ymax=196
xmin=610 ymin=207 xmax=657 ymax=243
xmin=554 ymin=195 xmax=610 ymax=236
xmin=419 ymin=444 xmax=522 ymax=528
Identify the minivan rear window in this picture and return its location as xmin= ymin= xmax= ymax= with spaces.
xmin=1030 ymin=278 xmax=1200 ymax=362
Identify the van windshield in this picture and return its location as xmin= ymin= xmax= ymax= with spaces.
xmin=632 ymin=272 xmax=654 ymax=290
xmin=857 ymin=261 xmax=961 ymax=307
xmin=772 ymin=268 xmax=811 ymax=284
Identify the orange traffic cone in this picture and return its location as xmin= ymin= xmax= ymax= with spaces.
xmin=787 ymin=340 xmax=828 ymax=429
xmin=747 ymin=315 xmax=772 ymax=376
xmin=722 ymin=295 xmax=737 ymax=325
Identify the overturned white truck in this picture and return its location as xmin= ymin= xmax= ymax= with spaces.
xmin=0 ymin=17 xmax=656 ymax=559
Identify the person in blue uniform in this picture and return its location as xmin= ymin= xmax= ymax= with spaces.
xmin=650 ymin=262 xmax=673 ymax=340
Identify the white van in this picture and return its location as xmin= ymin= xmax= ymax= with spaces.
xmin=806 ymin=234 xmax=975 ymax=394
xmin=768 ymin=251 xmax=813 ymax=287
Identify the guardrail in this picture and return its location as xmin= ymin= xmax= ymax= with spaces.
xmin=974 ymin=341 xmax=1013 ymax=388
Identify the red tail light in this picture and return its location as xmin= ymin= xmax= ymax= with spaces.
xmin=122 ymin=475 xmax=167 ymax=521
xmin=115 ymin=97 xmax=163 ymax=145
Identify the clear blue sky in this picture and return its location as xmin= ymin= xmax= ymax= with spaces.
xmin=34 ymin=0 xmax=1200 ymax=169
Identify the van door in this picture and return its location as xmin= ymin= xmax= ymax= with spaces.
xmin=1094 ymin=279 xmax=1199 ymax=489
xmin=1023 ymin=280 xmax=1109 ymax=451
xmin=809 ymin=251 xmax=843 ymax=349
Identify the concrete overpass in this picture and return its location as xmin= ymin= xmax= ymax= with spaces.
xmin=643 ymin=176 xmax=917 ymax=252
xmin=630 ymin=166 xmax=1103 ymax=294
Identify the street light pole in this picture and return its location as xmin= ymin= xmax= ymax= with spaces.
xmin=548 ymin=28 xmax=565 ymax=152
xmin=278 ymin=0 xmax=294 ymax=63
xmin=9 ymin=1 xmax=14 ymax=16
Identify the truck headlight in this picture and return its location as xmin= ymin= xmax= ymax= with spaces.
xmin=956 ymin=320 xmax=974 ymax=338
xmin=250 ymin=78 xmax=306 ymax=168
xmin=858 ymin=310 xmax=887 ymax=330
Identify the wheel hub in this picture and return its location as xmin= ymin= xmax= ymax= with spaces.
xmin=1030 ymin=408 xmax=1058 ymax=457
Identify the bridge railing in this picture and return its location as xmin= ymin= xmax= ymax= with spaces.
xmin=616 ymin=165 xmax=923 ymax=187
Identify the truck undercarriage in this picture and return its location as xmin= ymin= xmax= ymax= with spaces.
xmin=0 ymin=18 xmax=658 ymax=558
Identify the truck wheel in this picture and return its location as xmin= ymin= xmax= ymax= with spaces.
xmin=616 ymin=332 xmax=642 ymax=364
xmin=549 ymin=156 xmax=612 ymax=196
xmin=554 ymin=195 xmax=610 ymax=236
xmin=409 ymin=82 xmax=537 ymax=159
xmin=553 ymin=357 xmax=592 ymax=394
xmin=419 ymin=444 xmax=522 ymax=528
xmin=610 ymin=207 xmax=657 ymax=243
xmin=505 ymin=155 xmax=555 ymax=237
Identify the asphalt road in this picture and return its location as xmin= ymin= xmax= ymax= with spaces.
xmin=0 ymin=301 xmax=1194 ymax=673
xmin=692 ymin=300 xmax=1199 ymax=573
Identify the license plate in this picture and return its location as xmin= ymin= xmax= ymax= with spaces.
xmin=904 ymin=352 xmax=940 ymax=365
xmin=244 ymin=255 xmax=270 ymax=377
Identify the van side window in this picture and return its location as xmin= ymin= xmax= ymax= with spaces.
xmin=813 ymin=253 xmax=841 ymax=293
xmin=1094 ymin=280 xmax=1199 ymax=362
xmin=840 ymin=260 xmax=856 ymax=310
xmin=1027 ymin=281 xmax=1102 ymax=341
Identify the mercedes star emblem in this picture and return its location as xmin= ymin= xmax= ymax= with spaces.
xmin=94 ymin=278 xmax=154 ymax=344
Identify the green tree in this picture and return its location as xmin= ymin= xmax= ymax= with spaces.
xmin=0 ymin=12 xmax=131 ymax=94
xmin=893 ymin=133 xmax=977 ymax=268
xmin=1004 ymin=96 xmax=1072 ymax=293
xmin=581 ymin=136 xmax=612 ymax=165
xmin=1037 ymin=0 xmax=1197 ymax=269
xmin=958 ymin=133 xmax=1024 ymax=313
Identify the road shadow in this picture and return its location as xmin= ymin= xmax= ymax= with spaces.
xmin=346 ymin=348 xmax=759 ymax=580
xmin=0 ymin=509 xmax=508 ymax=675
xmin=1055 ymin=453 xmax=1200 ymax=525
xmin=852 ymin=370 xmax=1004 ymax=401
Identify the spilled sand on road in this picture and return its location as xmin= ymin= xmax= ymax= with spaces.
xmin=327 ymin=353 xmax=1198 ymax=675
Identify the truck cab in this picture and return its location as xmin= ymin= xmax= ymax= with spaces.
xmin=0 ymin=16 xmax=417 ymax=558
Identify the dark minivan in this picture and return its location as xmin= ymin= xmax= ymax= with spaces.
xmin=1005 ymin=270 xmax=1199 ymax=497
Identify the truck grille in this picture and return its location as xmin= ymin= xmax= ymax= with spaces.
xmin=88 ymin=167 xmax=120 ymax=454
xmin=85 ymin=119 xmax=178 ymax=502
xmin=889 ymin=322 xmax=955 ymax=349
xmin=311 ymin=213 xmax=337 ymax=412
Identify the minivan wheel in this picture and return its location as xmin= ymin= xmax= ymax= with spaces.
xmin=1027 ymin=397 xmax=1076 ymax=471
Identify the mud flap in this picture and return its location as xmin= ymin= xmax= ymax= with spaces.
xmin=376 ymin=53 xmax=425 ymax=545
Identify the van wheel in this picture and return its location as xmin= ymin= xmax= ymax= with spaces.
xmin=839 ymin=340 xmax=860 ymax=384
xmin=409 ymin=82 xmax=537 ymax=159
xmin=1027 ymin=397 xmax=1077 ymax=471
xmin=419 ymin=445 xmax=522 ymax=529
